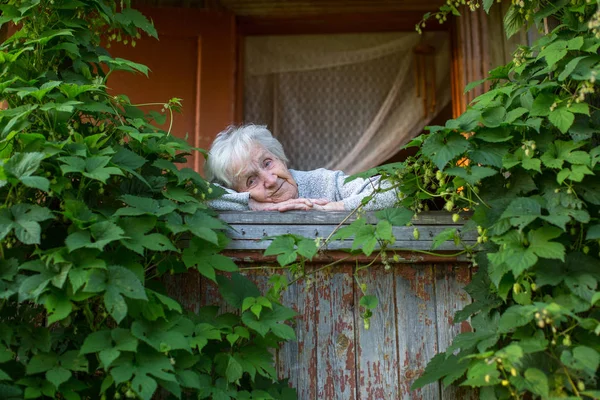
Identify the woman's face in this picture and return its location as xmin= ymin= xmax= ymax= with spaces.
xmin=230 ymin=144 xmax=298 ymax=203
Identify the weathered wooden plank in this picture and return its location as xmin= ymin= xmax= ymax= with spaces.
xmin=395 ymin=265 xmax=440 ymax=399
xmin=291 ymin=275 xmax=318 ymax=399
xmin=218 ymin=210 xmax=470 ymax=225
xmin=229 ymin=250 xmax=471 ymax=264
xmin=226 ymin=224 xmax=476 ymax=241
xmin=434 ymin=264 xmax=477 ymax=400
xmin=277 ymin=271 xmax=300 ymax=392
xmin=355 ymin=265 xmax=400 ymax=399
xmin=315 ymin=266 xmax=357 ymax=400
xmin=225 ymin=239 xmax=475 ymax=251
xmin=161 ymin=269 xmax=203 ymax=313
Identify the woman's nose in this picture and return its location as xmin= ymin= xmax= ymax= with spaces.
xmin=261 ymin=171 xmax=278 ymax=187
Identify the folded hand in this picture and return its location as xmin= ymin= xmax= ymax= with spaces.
xmin=249 ymin=198 xmax=331 ymax=212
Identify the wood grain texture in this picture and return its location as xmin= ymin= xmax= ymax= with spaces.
xmin=294 ymin=275 xmax=318 ymax=400
xmin=225 ymin=238 xmax=474 ymax=251
xmin=163 ymin=218 xmax=476 ymax=399
xmin=218 ymin=210 xmax=469 ymax=225
xmin=161 ymin=269 xmax=203 ymax=313
xmin=434 ymin=264 xmax=476 ymax=400
xmin=315 ymin=266 xmax=357 ymax=400
xmin=277 ymin=271 xmax=301 ymax=392
xmin=355 ymin=266 xmax=400 ymax=399
xmin=396 ymin=265 xmax=440 ymax=399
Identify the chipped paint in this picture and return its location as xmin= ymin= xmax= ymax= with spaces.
xmin=164 ymin=251 xmax=475 ymax=399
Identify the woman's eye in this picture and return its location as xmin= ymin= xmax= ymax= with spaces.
xmin=247 ymin=177 xmax=256 ymax=187
xmin=264 ymin=159 xmax=272 ymax=168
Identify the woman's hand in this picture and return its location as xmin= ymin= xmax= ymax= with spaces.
xmin=249 ymin=198 xmax=329 ymax=212
xmin=312 ymin=201 xmax=344 ymax=211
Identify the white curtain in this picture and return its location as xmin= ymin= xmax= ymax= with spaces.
xmin=244 ymin=32 xmax=451 ymax=174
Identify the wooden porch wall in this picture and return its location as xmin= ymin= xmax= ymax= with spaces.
xmin=164 ymin=212 xmax=477 ymax=399
xmin=451 ymin=3 xmax=534 ymax=117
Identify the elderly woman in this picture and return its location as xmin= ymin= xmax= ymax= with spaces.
xmin=205 ymin=125 xmax=398 ymax=212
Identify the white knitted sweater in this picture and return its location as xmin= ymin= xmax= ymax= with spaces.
xmin=208 ymin=168 xmax=398 ymax=211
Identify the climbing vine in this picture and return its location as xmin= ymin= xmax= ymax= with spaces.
xmin=0 ymin=1 xmax=297 ymax=399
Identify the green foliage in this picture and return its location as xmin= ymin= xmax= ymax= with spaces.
xmin=406 ymin=0 xmax=600 ymax=398
xmin=0 ymin=1 xmax=296 ymax=399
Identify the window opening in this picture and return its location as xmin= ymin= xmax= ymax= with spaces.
xmin=243 ymin=31 xmax=451 ymax=174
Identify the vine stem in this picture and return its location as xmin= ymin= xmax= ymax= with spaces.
xmin=319 ymin=206 xmax=361 ymax=250
xmin=467 ymin=184 xmax=491 ymax=208
xmin=562 ymin=364 xmax=580 ymax=397
xmin=287 ymin=255 xmax=353 ymax=287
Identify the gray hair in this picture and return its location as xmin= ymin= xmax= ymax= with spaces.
xmin=204 ymin=124 xmax=289 ymax=187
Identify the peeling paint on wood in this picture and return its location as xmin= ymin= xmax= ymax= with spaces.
xmin=434 ymin=264 xmax=474 ymax=400
xmin=396 ymin=265 xmax=440 ymax=399
xmin=163 ymin=215 xmax=478 ymax=399
xmin=315 ymin=266 xmax=357 ymax=399
xmin=355 ymin=266 xmax=400 ymax=399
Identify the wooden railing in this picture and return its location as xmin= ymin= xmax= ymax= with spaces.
xmin=164 ymin=211 xmax=477 ymax=400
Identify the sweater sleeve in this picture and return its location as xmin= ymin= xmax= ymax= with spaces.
xmin=336 ymin=172 xmax=399 ymax=211
xmin=207 ymin=185 xmax=251 ymax=211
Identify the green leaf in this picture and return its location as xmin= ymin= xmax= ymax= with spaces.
xmin=217 ymin=273 xmax=260 ymax=309
xmin=26 ymin=353 xmax=58 ymax=374
xmin=482 ymin=0 xmax=494 ymax=13
xmin=190 ymin=323 xmax=222 ymax=353
xmin=106 ymin=265 xmax=147 ymax=300
xmin=66 ymin=221 xmax=126 ymax=251
xmin=521 ymin=156 xmax=542 ymax=173
xmin=464 ymin=78 xmax=487 ymax=93
xmin=45 ymin=367 xmax=71 ymax=389
xmin=111 ymin=147 xmax=146 ymax=170
xmin=264 ymin=236 xmax=297 ymax=267
xmin=498 ymin=305 xmax=537 ymax=333
xmin=20 ymin=176 xmax=50 ymax=191
xmin=530 ymin=93 xmax=555 ymax=117
xmin=182 ymin=238 xmax=238 ymax=282
xmin=528 ymin=226 xmax=566 ymax=261
xmin=375 ymin=220 xmax=393 ymax=242
xmin=560 ymin=346 xmax=599 ymax=378
xmin=432 ymin=228 xmax=456 ymax=250
xmin=99 ymin=348 xmax=120 ymax=369
xmin=82 ymin=156 xmax=123 ymax=183
xmin=559 ymin=56 xmax=588 ymax=81
xmin=359 ymin=295 xmax=378 ymax=310
xmin=523 ymin=368 xmax=549 ymax=398
xmin=587 ymin=225 xmax=600 ymax=240
xmin=503 ymin=4 xmax=524 ymax=38
xmin=375 ymin=207 xmax=413 ymax=226
xmin=0 ymin=204 xmax=53 ymax=244
xmin=241 ymin=303 xmax=297 ymax=338
xmin=481 ymin=106 xmax=506 ymax=128
xmin=411 ymin=353 xmax=469 ymax=390
xmin=4 ymin=152 xmax=45 ymax=179
xmin=44 ymin=293 xmax=73 ymax=324
xmin=549 ymin=106 xmax=575 ymax=134
xmin=99 ymin=56 xmax=149 ymax=76
xmin=296 ymin=238 xmax=317 ymax=259
xmin=445 ymin=166 xmax=497 ymax=186
xmin=80 ymin=331 xmax=112 ymax=355
xmin=461 ymin=361 xmax=500 ymax=387
xmin=476 ymin=127 xmax=512 ymax=142
xmin=422 ymin=132 xmax=470 ymax=171
xmin=505 ymin=107 xmax=528 ymax=123
xmin=104 ymin=290 xmax=127 ymax=324
xmin=115 ymin=8 xmax=158 ymax=38
xmin=131 ymin=320 xmax=190 ymax=353
xmin=131 ymin=374 xmax=157 ymax=400
xmin=115 ymin=195 xmax=177 ymax=217
xmin=225 ymin=356 xmax=243 ymax=383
